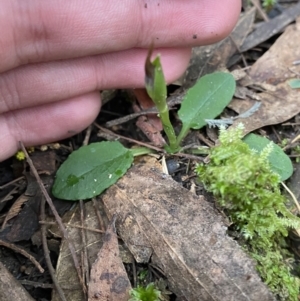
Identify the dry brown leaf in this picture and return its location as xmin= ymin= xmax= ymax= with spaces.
xmin=1 ymin=194 xmax=29 ymax=230
xmin=52 ymin=201 xmax=107 ymax=301
xmin=230 ymin=17 xmax=300 ymax=134
xmin=0 ymin=173 xmax=47 ymax=242
xmin=102 ymin=157 xmax=275 ymax=301
xmin=133 ymin=88 xmax=165 ymax=147
xmin=241 ymin=1 xmax=300 ymax=52
xmin=88 ymin=216 xmax=131 ymax=301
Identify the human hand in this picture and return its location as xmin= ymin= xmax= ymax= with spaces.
xmin=0 ymin=0 xmax=241 ymax=161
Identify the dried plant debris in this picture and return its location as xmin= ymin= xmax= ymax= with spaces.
xmin=230 ymin=17 xmax=300 ymax=135
xmin=102 ymin=157 xmax=275 ymax=301
xmin=88 ymin=215 xmax=131 ymax=301
xmin=52 ymin=202 xmax=107 ymax=301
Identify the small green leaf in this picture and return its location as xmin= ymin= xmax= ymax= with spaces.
xmin=288 ymin=79 xmax=300 ymax=89
xmin=243 ymin=133 xmax=293 ymax=181
xmin=52 ymin=141 xmax=133 ymax=200
xmin=177 ymin=72 xmax=235 ymax=143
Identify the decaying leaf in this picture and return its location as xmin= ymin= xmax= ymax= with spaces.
xmin=1 ymin=193 xmax=29 ymax=230
xmin=240 ymin=2 xmax=300 ymax=52
xmin=88 ymin=215 xmax=131 ymax=301
xmin=133 ymin=88 xmax=166 ymax=147
xmin=0 ymin=173 xmax=50 ymax=242
xmin=102 ymin=157 xmax=275 ymax=301
xmin=52 ymin=202 xmax=107 ymax=301
xmin=230 ymin=17 xmax=300 ymax=134
xmin=52 ymin=201 xmax=132 ymax=301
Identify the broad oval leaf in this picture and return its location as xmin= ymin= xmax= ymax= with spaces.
xmin=243 ymin=133 xmax=293 ymax=181
xmin=52 ymin=141 xmax=133 ymax=200
xmin=177 ymin=72 xmax=235 ymax=140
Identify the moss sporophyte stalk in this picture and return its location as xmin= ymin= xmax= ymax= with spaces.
xmin=196 ymin=124 xmax=300 ymax=300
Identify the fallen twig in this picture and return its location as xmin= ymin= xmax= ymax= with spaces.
xmin=40 ymin=196 xmax=67 ymax=301
xmin=0 ymin=239 xmax=44 ymax=273
xmin=19 ymin=142 xmax=86 ymax=294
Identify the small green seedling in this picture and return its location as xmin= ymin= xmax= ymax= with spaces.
xmin=145 ymin=46 xmax=236 ymax=153
xmin=53 ymin=48 xmax=236 ymax=200
xmin=145 ymin=45 xmax=178 ymax=152
xmin=129 ymin=283 xmax=161 ymax=301
xmin=262 ymin=0 xmax=277 ymax=10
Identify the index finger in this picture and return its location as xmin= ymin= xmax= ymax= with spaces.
xmin=1 ymin=0 xmax=241 ymax=72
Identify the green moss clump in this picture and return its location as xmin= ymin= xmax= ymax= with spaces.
xmin=262 ymin=0 xmax=277 ymax=10
xmin=196 ymin=125 xmax=300 ymax=300
xmin=129 ymin=283 xmax=161 ymax=301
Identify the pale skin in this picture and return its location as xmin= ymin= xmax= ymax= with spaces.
xmin=0 ymin=0 xmax=241 ymax=162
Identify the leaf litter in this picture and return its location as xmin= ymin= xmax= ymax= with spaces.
xmin=88 ymin=215 xmax=131 ymax=301
xmin=229 ymin=16 xmax=300 ymax=134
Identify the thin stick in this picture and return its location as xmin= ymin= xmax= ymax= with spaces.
xmin=92 ymin=198 xmax=105 ymax=232
xmin=250 ymin=0 xmax=269 ymax=22
xmin=95 ymin=123 xmax=164 ymax=153
xmin=172 ymin=152 xmax=204 ymax=161
xmin=0 ymin=239 xmax=44 ymax=273
xmin=19 ymin=142 xmax=86 ymax=294
xmin=79 ymin=200 xmax=89 ymax=289
xmin=282 ymin=122 xmax=300 ymax=126
xmin=132 ymin=260 xmax=137 ymax=288
xmin=80 ymin=128 xmax=91 ymax=292
xmin=281 ymin=182 xmax=300 ymax=214
xmin=105 ymin=93 xmax=183 ymax=128
xmin=82 ymin=125 xmax=93 ymax=146
xmin=19 ymin=280 xmax=55 ymax=289
xmin=105 ymin=107 xmax=160 ymax=128
xmin=40 ymin=195 xmax=67 ymax=301
xmin=39 ymin=221 xmax=105 ymax=234
xmin=95 ymin=124 xmax=204 ymax=161
xmin=0 ymin=176 xmax=25 ymax=190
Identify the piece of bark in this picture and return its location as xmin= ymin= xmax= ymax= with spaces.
xmin=88 ymin=216 xmax=131 ymax=301
xmin=0 ymin=261 xmax=35 ymax=301
xmin=101 ymin=158 xmax=275 ymax=301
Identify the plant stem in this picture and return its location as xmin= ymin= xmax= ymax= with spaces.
xmin=159 ymin=107 xmax=179 ymax=153
xmin=175 ymin=125 xmax=189 ymax=148
xmin=130 ymin=147 xmax=154 ymax=157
